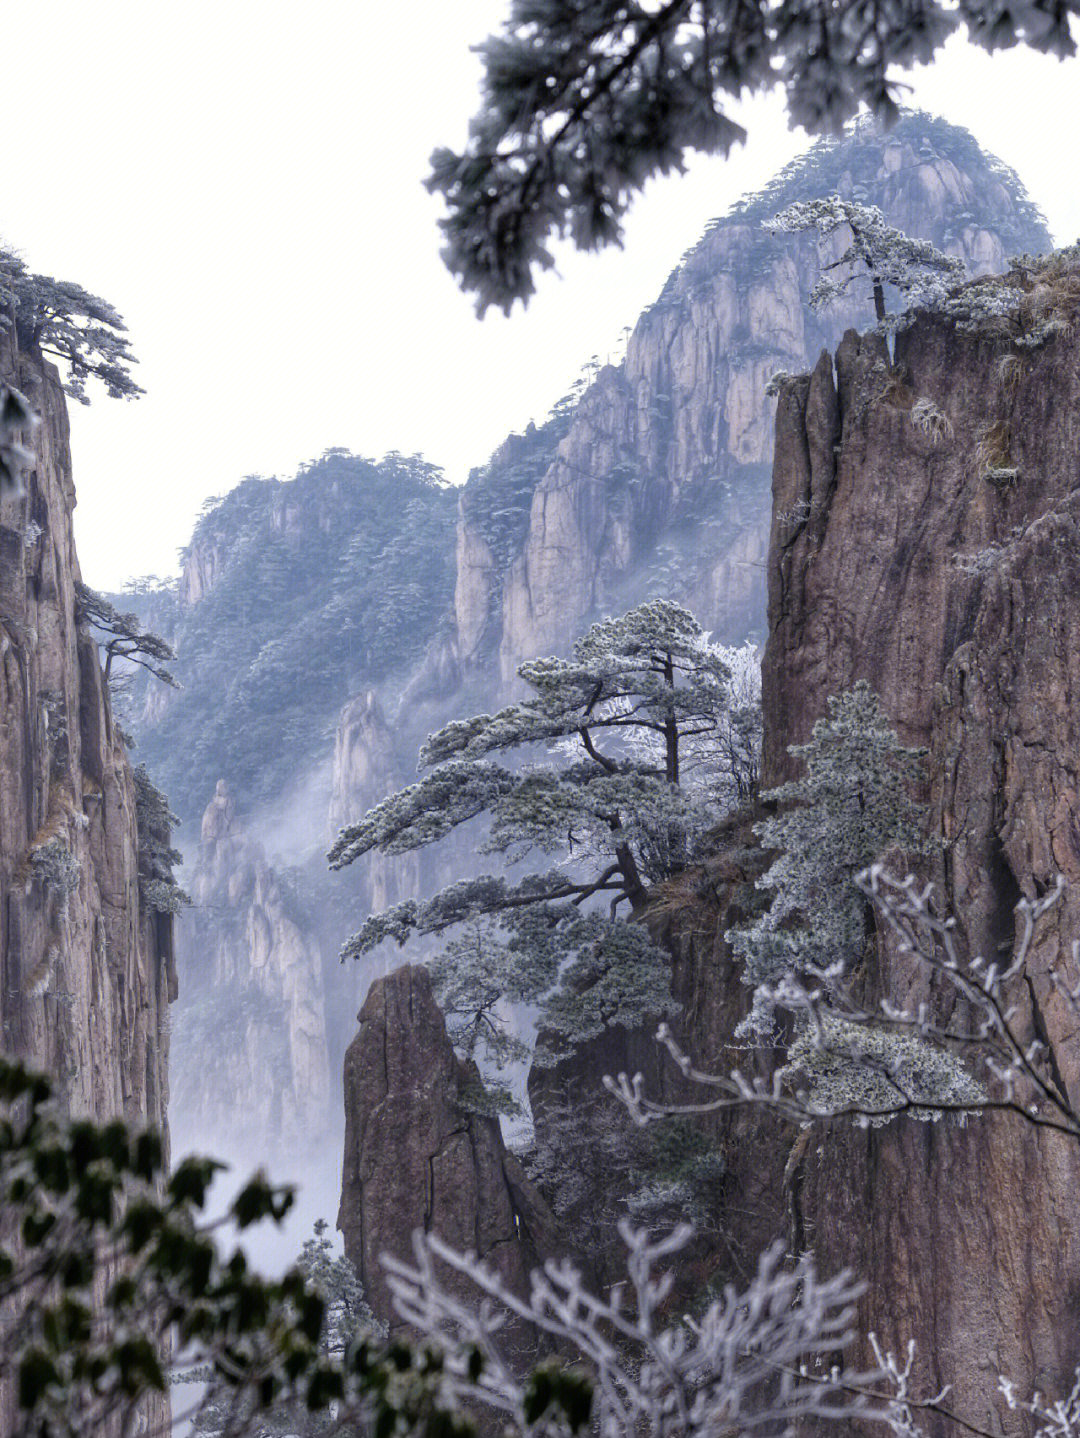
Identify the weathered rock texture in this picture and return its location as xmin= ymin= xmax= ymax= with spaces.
xmin=171 ymin=780 xmax=331 ymax=1163
xmin=338 ymin=965 xmax=558 ymax=1335
xmin=759 ymin=300 xmax=1080 ymax=1430
xmin=0 ymin=340 xmax=174 ymax=1433
xmin=432 ymin=113 xmax=1049 ymax=697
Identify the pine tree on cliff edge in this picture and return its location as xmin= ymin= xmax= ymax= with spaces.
xmin=329 ymin=600 xmax=759 ymax=1064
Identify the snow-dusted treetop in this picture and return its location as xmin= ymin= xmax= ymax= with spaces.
xmin=0 ymin=248 xmax=142 ymax=404
xmin=767 ymin=195 xmax=965 ymax=328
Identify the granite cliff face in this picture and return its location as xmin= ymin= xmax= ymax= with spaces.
xmin=338 ymin=964 xmax=558 ymax=1336
xmin=170 ymin=780 xmax=332 ymax=1163
xmin=519 ymin=267 xmax=1080 ymax=1433
xmin=0 ymin=339 xmax=174 ymax=1432
xmin=755 ymin=301 xmax=1080 ymax=1428
xmin=431 ymin=113 xmax=1049 ymax=697
xmin=0 ymin=341 xmax=174 ymax=1124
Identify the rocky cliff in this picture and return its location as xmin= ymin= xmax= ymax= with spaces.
xmin=0 ymin=340 xmax=174 ymax=1125
xmin=338 ymin=964 xmax=558 ymax=1337
xmin=752 ymin=288 xmax=1080 ymax=1430
xmin=170 ymin=780 xmax=332 ymax=1164
xmin=112 ymin=115 xmax=1056 ymax=1288
xmin=0 ymin=339 xmax=174 ymax=1432
xmin=521 ymin=262 xmax=1080 ymax=1434
xmin=429 ymin=111 xmax=1049 ymax=698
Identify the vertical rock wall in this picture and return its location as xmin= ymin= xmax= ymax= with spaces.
xmin=171 ymin=780 xmax=331 ymax=1164
xmin=762 ymin=302 xmax=1080 ymax=1429
xmin=0 ymin=340 xmax=174 ymax=1433
xmin=439 ymin=117 xmax=1049 ymax=697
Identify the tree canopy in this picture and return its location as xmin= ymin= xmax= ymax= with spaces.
xmin=330 ymin=600 xmax=760 ymax=1062
xmin=766 ymin=195 xmax=966 ymax=325
xmin=429 ymin=1 xmax=1074 ymax=313
xmin=0 ymin=249 xmax=142 ymax=403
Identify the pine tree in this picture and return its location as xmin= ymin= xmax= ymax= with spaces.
xmin=0 ymin=248 xmax=142 ymax=403
xmin=766 ymin=195 xmax=965 ymax=327
xmin=330 ymin=601 xmax=758 ymax=1061
xmin=428 ymin=3 xmax=1074 ymax=312
xmin=729 ymin=681 xmax=927 ymax=1041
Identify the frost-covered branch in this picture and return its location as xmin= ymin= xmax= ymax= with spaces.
xmin=385 ymin=1222 xmax=886 ymax=1438
xmin=609 ymin=865 xmax=1076 ymax=1136
xmin=75 ymin=582 xmax=179 ymax=689
xmin=767 ymin=196 xmax=964 ymax=328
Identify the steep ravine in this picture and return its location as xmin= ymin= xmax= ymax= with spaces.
xmin=115 ymin=115 xmax=1055 ymax=1299
xmin=0 ymin=338 xmax=174 ymax=1433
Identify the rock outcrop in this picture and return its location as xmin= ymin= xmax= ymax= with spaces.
xmin=758 ymin=295 xmax=1080 ymax=1428
xmin=338 ymin=965 xmax=557 ymax=1334
xmin=170 ymin=780 xmax=331 ymax=1163
xmin=0 ymin=340 xmax=174 ymax=1432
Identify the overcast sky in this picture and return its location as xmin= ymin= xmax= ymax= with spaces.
xmin=5 ymin=3 xmax=1080 ymax=590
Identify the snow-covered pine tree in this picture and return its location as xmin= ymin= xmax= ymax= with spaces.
xmin=766 ymin=195 xmax=965 ymax=327
xmin=329 ymin=600 xmax=759 ymax=1062
xmin=729 ymin=681 xmax=927 ymax=1041
xmin=0 ymin=247 xmax=143 ymax=403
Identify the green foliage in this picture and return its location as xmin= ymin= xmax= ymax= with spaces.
xmin=123 ymin=449 xmax=457 ymax=823
xmin=191 ymin=1220 xmax=386 ymax=1436
xmin=0 ymin=248 xmax=142 ymax=404
xmin=729 ymin=682 xmax=928 ymax=1040
xmin=0 ymin=1057 xmax=469 ymax=1438
xmin=332 ymin=601 xmax=753 ymax=1063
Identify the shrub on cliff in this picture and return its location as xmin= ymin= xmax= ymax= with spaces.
xmin=329 ymin=600 xmax=760 ymax=1065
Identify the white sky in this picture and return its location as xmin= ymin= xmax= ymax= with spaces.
xmin=5 ymin=2 xmax=1080 ymax=590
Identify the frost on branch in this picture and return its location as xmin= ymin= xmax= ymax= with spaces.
xmin=613 ymin=864 xmax=1068 ymax=1133
xmin=385 ymin=1222 xmax=884 ymax=1438
xmin=729 ymin=681 xmax=928 ymax=1043
xmin=767 ymin=196 xmax=965 ymax=329
xmin=782 ymin=1011 xmax=985 ymax=1127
